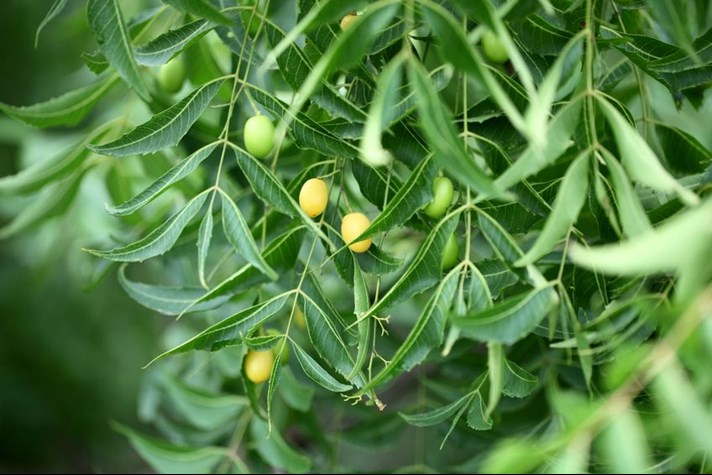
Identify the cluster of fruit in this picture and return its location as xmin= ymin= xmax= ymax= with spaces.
xmin=153 ymin=12 xmax=510 ymax=385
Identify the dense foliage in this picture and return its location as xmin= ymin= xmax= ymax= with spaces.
xmin=2 ymin=0 xmax=711 ymax=472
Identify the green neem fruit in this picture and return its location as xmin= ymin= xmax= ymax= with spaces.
xmin=482 ymin=30 xmax=509 ymax=64
xmin=244 ymin=114 xmax=275 ymax=159
xmin=424 ymin=176 xmax=454 ymax=219
xmin=442 ymin=235 xmax=459 ymax=270
xmin=157 ymin=56 xmax=186 ymax=94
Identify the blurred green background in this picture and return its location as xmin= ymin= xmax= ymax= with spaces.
xmin=0 ymin=1 xmax=157 ymax=472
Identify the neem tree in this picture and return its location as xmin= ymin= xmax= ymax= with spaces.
xmin=1 ymin=0 xmax=712 ymax=472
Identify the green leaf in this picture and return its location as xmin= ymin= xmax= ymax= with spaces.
xmin=84 ymin=191 xmax=208 ymax=262
xmin=161 ymin=0 xmax=231 ymax=25
xmin=232 ymin=146 xmax=298 ymax=217
xmin=348 ymin=257 xmax=371 ymax=380
xmin=478 ymin=259 xmax=519 ymax=298
xmin=113 ymin=423 xmax=226 ymax=474
xmin=569 ymin=198 xmax=712 ymax=301
xmin=453 ymin=285 xmax=559 ymax=345
xmin=279 ymin=367 xmax=315 ymax=413
xmin=135 ymin=19 xmax=212 ymax=66
xmin=196 ymin=208 xmax=213 ymax=288
xmin=213 ymin=10 xmax=263 ymax=71
xmin=266 ymin=0 xmax=367 ymax=69
xmin=468 ymin=265 xmax=494 ymax=312
xmin=35 ymin=0 xmax=67 ymax=47
xmin=399 ymin=394 xmax=471 ymax=427
xmin=419 ymin=1 xmax=526 ymax=134
xmin=250 ymin=418 xmax=311 ymax=474
xmin=280 ymin=3 xmax=400 ymax=137
xmin=356 ymin=156 xmax=437 ymax=241
xmin=266 ymin=349 xmax=283 ymax=426
xmin=82 ymin=50 xmax=109 ymax=75
xmin=300 ymin=280 xmax=363 ymax=386
xmin=149 ymin=293 xmax=290 ymax=362
xmin=494 ymin=99 xmax=581 ymax=191
xmin=477 ymin=211 xmax=524 ymax=264
xmin=180 ymin=226 xmax=306 ymax=313
xmin=466 ymin=392 xmax=493 ymax=431
xmin=656 ymin=123 xmax=712 ymax=174
xmin=87 ymin=0 xmax=149 ymax=99
xmin=597 ymin=97 xmax=698 ymax=206
xmin=290 ymin=342 xmax=352 ymax=393
xmin=118 ymin=264 xmax=229 ymax=315
xmin=244 ymin=333 xmax=282 ymax=351
xmin=653 ymin=362 xmax=712 ymax=453
xmin=0 ymin=75 xmax=118 ymax=128
xmin=161 ymin=377 xmax=247 ymax=431
xmin=516 ymin=152 xmax=590 ymax=266
xmin=510 ymin=14 xmax=573 ymax=56
xmin=264 ymin=20 xmax=364 ymax=123
xmin=0 ymin=171 xmax=85 ymax=239
xmin=362 ymin=211 xmax=461 ymax=319
xmin=359 ymin=246 xmax=403 ymax=275
xmin=601 ymin=148 xmax=652 ymax=238
xmin=220 ymin=191 xmax=278 ymax=280
xmin=357 ymin=271 xmax=458 ymax=394
xmin=599 ymin=407 xmax=651 ymax=474
xmin=0 ymin=125 xmax=114 ymax=195
xmin=359 ymin=54 xmax=404 ymax=167
xmin=502 ymin=359 xmax=538 ymax=398
xmin=646 ymin=0 xmax=698 ymax=64
xmin=408 ymin=58 xmax=505 ymax=199
xmin=351 ymin=160 xmax=401 ymax=210
xmin=487 ymin=342 xmax=504 ymax=417
xmin=90 ymin=81 xmax=223 ymax=157
xmin=107 ymin=143 xmax=217 ymax=215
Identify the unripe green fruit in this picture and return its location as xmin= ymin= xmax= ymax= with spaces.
xmin=157 ymin=56 xmax=186 ymax=94
xmin=244 ymin=349 xmax=273 ymax=384
xmin=299 ymin=178 xmax=329 ymax=218
xmin=442 ymin=235 xmax=459 ymax=270
xmin=423 ymin=176 xmax=454 ymax=219
xmin=244 ymin=114 xmax=275 ymax=159
xmin=340 ymin=13 xmax=358 ymax=31
xmin=341 ymin=212 xmax=372 ymax=253
xmin=482 ymin=30 xmax=509 ymax=64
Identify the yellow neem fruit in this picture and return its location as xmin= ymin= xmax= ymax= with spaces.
xmin=341 ymin=212 xmax=372 ymax=253
xmin=244 ymin=349 xmax=274 ymax=384
xmin=340 ymin=13 xmax=358 ymax=31
xmin=299 ymin=178 xmax=328 ymax=218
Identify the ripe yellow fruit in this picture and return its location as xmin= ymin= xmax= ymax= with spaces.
xmin=341 ymin=212 xmax=372 ymax=253
xmin=340 ymin=13 xmax=358 ymax=31
xmin=243 ymin=349 xmax=274 ymax=384
xmin=299 ymin=178 xmax=328 ymax=218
